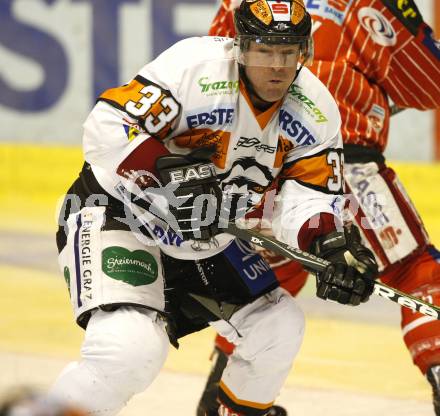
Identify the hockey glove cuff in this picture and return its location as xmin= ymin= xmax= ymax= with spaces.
xmin=311 ymin=224 xmax=378 ymax=306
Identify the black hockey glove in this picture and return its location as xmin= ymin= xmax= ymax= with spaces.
xmin=155 ymin=147 xmax=223 ymax=241
xmin=311 ymin=224 xmax=378 ymax=306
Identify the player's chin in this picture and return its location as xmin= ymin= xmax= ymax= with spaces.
xmin=260 ymin=85 xmax=288 ymax=102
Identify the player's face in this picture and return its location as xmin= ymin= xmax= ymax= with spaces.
xmin=244 ymin=42 xmax=299 ymax=105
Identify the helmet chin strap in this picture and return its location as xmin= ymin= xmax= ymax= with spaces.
xmin=238 ymin=63 xmax=305 ymax=110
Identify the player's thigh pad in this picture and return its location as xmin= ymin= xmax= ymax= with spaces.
xmin=210 ymin=288 xmax=304 ymax=405
xmin=344 ymin=162 xmax=429 ymax=270
xmin=58 ymin=206 xmax=164 ymax=324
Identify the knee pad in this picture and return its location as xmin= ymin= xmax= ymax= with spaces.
xmin=82 ymin=306 xmax=169 ymax=396
xmin=86 ymin=307 xmax=169 ymax=392
xmin=50 ymin=307 xmax=169 ymax=416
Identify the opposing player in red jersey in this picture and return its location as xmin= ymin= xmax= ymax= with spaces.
xmin=197 ymin=1 xmax=440 ymax=415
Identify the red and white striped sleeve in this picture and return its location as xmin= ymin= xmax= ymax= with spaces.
xmin=209 ymin=0 xmax=238 ymax=37
xmin=379 ymin=2 xmax=440 ymax=110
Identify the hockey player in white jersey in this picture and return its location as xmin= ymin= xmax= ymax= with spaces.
xmin=50 ymin=1 xmax=378 ymax=415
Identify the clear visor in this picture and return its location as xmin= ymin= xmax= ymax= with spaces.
xmin=234 ymin=35 xmax=313 ymax=68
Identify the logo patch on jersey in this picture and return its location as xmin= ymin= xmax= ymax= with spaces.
xmin=367 ymin=104 xmax=385 ymax=134
xmin=123 ymin=125 xmax=141 ymax=141
xmin=198 ymin=77 xmax=239 ymax=96
xmin=122 ymin=117 xmax=143 ymax=141
xmin=233 ymin=137 xmax=276 ymax=153
xmin=186 ymin=108 xmax=235 ymax=129
xmin=379 ymin=226 xmax=402 ymax=250
xmin=288 ymin=84 xmax=328 ymax=123
xmin=173 ymin=128 xmax=231 ymax=169
xmin=274 ymin=135 xmax=295 ymax=168
xmin=102 ymin=247 xmax=158 ymax=286
xmin=306 ymin=0 xmax=352 ymax=26
xmin=218 ymin=157 xmax=274 ymax=197
xmin=223 ymin=239 xmax=277 ymax=296
xmin=348 ymin=167 xmax=390 ymax=229
xmin=358 ymin=7 xmax=397 ymax=47
xmin=279 ymin=109 xmax=317 ymax=145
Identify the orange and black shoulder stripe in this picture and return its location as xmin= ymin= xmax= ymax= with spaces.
xmin=98 ymin=75 xmax=181 ymax=140
xmin=280 ymin=148 xmax=344 ymax=194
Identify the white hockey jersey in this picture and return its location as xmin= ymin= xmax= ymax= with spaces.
xmin=82 ymin=36 xmax=343 ymax=260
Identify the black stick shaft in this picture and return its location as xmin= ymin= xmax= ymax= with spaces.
xmin=226 ymin=222 xmax=440 ymax=319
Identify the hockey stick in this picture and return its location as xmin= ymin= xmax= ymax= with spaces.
xmin=226 ymin=222 xmax=440 ymax=319
xmin=114 ymin=175 xmax=438 ymax=318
